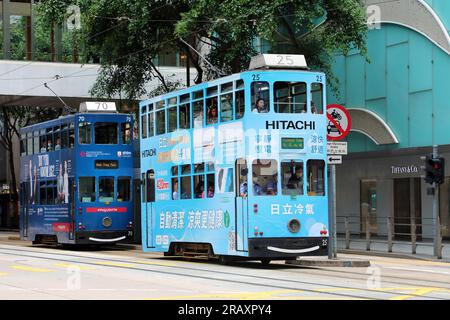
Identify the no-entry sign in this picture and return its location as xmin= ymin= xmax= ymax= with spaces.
xmin=326 ymin=104 xmax=351 ymax=141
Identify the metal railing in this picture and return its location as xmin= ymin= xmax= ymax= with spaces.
xmin=337 ymin=215 xmax=445 ymax=258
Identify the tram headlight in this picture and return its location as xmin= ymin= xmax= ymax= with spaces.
xmin=288 ymin=219 xmax=301 ymax=233
xmin=102 ymin=217 xmax=113 ymax=228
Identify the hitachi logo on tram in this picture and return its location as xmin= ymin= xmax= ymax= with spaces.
xmin=265 ymin=120 xmax=315 ymax=130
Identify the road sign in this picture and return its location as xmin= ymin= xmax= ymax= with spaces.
xmin=326 ymin=104 xmax=351 ymax=141
xmin=328 ymin=155 xmax=342 ymax=165
xmin=327 ymin=141 xmax=347 ymax=155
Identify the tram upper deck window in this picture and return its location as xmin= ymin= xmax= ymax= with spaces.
xmin=281 ymin=161 xmax=304 ymax=196
xmin=274 ymin=82 xmax=307 ymax=113
xmin=54 ymin=126 xmax=61 ymax=151
xmin=121 ymin=122 xmax=131 ymax=144
xmin=95 ymin=123 xmax=118 ymax=144
xmin=69 ymin=123 xmax=75 ymax=148
xmin=20 ymin=134 xmax=26 ymax=156
xmin=307 ymin=160 xmax=325 ymax=196
xmin=78 ymin=122 xmax=91 ymax=144
xmin=61 ymin=124 xmax=69 ymax=149
xmin=252 ymin=159 xmax=278 ymax=196
xmin=156 ymin=109 xmax=166 ymax=135
xmin=206 ymin=97 xmax=218 ymax=125
xmin=251 ymin=82 xmax=269 ymax=113
xmin=79 ymin=177 xmax=95 ymax=202
xmin=148 ymin=112 xmax=154 ymax=137
xmin=193 ymin=100 xmax=204 ymax=128
xmin=179 ymin=103 xmax=190 ymax=129
xmin=33 ymin=131 xmax=39 ymax=154
xmin=141 ymin=106 xmax=147 ymax=139
xmin=311 ymin=83 xmax=323 ymax=114
xmin=99 ymin=177 xmax=114 ymax=202
xmin=235 ymin=90 xmax=245 ymax=120
xmin=46 ymin=127 xmax=54 ymax=151
xmin=220 ymin=93 xmax=233 ymax=123
xmin=168 ymin=106 xmax=177 ymax=133
xmin=27 ymin=132 xmax=33 ymax=155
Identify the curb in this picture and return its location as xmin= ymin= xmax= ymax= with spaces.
xmin=338 ymin=249 xmax=450 ymax=263
xmin=285 ymin=259 xmax=370 ymax=267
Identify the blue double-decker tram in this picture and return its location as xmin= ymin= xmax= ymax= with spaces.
xmin=19 ymin=102 xmax=135 ymax=245
xmin=140 ymin=54 xmax=329 ymax=264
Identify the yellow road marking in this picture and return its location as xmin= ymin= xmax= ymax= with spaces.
xmin=0 ymin=272 xmax=7 ymax=276
xmin=147 ymin=289 xmax=303 ymax=300
xmin=95 ymin=261 xmax=136 ymax=268
xmin=12 ymin=265 xmax=54 ymax=273
xmin=133 ymin=260 xmax=178 ymax=267
xmin=389 ymin=288 xmax=450 ymax=300
xmin=54 ymin=263 xmax=96 ymax=270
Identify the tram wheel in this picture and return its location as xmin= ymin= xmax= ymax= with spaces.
xmin=261 ymin=258 xmax=271 ymax=265
xmin=218 ymin=255 xmax=233 ymax=265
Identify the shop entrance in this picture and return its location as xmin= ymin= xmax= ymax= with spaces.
xmin=360 ymin=180 xmax=378 ymax=235
xmin=393 ymin=178 xmax=422 ymax=240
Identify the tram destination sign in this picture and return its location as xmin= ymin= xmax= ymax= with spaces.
xmin=281 ymin=137 xmax=304 ymax=149
xmin=327 ymin=141 xmax=347 ymax=155
xmin=95 ymin=160 xmax=119 ymax=169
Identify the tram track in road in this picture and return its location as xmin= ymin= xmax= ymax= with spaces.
xmin=1 ymin=243 xmax=449 ymax=292
xmin=0 ymin=244 xmax=448 ymax=300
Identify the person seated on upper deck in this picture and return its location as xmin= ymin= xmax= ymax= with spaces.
xmin=311 ymin=101 xmax=317 ymax=114
xmin=252 ymin=98 xmax=268 ymax=113
xmin=40 ymin=141 xmax=47 ymax=153
xmin=54 ymin=137 xmax=61 ymax=151
xmin=207 ymin=183 xmax=214 ymax=198
xmin=207 ymin=104 xmax=218 ymax=125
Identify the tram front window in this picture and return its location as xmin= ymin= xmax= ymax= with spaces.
xmin=99 ymin=177 xmax=115 ymax=202
xmin=251 ymin=82 xmax=269 ymax=113
xmin=252 ymin=159 xmax=278 ymax=196
xmin=281 ymin=161 xmax=304 ymax=196
xmin=95 ymin=123 xmax=118 ymax=144
xmin=274 ymin=82 xmax=307 ymax=113
xmin=79 ymin=177 xmax=95 ymax=202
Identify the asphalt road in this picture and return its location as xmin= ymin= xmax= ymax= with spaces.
xmin=0 ymin=239 xmax=449 ymax=300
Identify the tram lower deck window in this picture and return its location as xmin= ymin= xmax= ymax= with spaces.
xmin=79 ymin=177 xmax=95 ymax=202
xmin=307 ymin=160 xmax=325 ymax=196
xmin=252 ymin=159 xmax=278 ymax=196
xmin=117 ymin=177 xmax=131 ymax=202
xmin=99 ymin=177 xmax=115 ymax=202
xmin=281 ymin=161 xmax=304 ymax=196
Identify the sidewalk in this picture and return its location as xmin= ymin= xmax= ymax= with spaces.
xmin=337 ymin=237 xmax=450 ymax=261
xmin=0 ymin=231 xmax=20 ymax=241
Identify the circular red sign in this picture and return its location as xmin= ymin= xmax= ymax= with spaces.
xmin=326 ymin=104 xmax=352 ymax=141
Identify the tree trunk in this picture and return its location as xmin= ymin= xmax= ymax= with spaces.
xmin=72 ymin=32 xmax=79 ymax=63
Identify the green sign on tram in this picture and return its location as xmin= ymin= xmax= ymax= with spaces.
xmin=281 ymin=137 xmax=304 ymax=149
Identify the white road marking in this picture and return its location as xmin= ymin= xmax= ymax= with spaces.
xmin=386 ymin=266 xmax=450 ymax=275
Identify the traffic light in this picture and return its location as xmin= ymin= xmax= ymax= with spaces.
xmin=432 ymin=157 xmax=445 ymax=184
xmin=421 ymin=155 xmax=445 ymax=185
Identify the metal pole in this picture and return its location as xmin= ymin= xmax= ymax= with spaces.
xmin=387 ymin=216 xmax=393 ymax=252
xmin=328 ymin=164 xmax=337 ymax=259
xmin=411 ymin=214 xmax=416 ymax=254
xmin=432 ymin=145 xmax=441 ymax=259
xmin=345 ymin=216 xmax=350 ymax=249
xmin=366 ymin=215 xmax=371 ymax=251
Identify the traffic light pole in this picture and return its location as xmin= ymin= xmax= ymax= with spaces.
xmin=328 ymin=164 xmax=337 ymax=259
xmin=432 ymin=145 xmax=442 ymax=259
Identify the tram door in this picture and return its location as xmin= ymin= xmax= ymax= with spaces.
xmin=235 ymin=159 xmax=248 ymax=252
xmin=145 ymin=170 xmax=156 ymax=247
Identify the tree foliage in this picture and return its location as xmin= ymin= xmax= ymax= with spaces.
xmin=38 ymin=0 xmax=367 ymax=99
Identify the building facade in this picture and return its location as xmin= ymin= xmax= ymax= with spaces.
xmin=328 ymin=0 xmax=450 ymax=240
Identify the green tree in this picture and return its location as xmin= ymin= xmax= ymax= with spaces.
xmin=76 ymin=0 xmax=367 ymax=99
